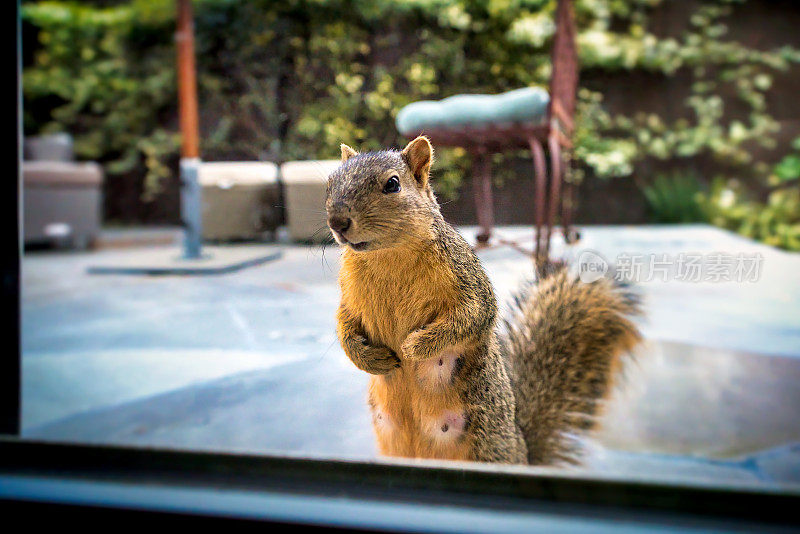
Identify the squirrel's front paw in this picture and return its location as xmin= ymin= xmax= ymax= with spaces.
xmin=356 ymin=345 xmax=401 ymax=375
xmin=401 ymin=329 xmax=437 ymax=362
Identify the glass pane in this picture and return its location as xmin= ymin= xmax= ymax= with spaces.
xmin=20 ymin=0 xmax=800 ymax=492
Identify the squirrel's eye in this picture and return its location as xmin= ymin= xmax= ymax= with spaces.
xmin=382 ymin=175 xmax=401 ymax=194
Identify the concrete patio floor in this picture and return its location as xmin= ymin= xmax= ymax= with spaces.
xmin=21 ymin=225 xmax=800 ymax=488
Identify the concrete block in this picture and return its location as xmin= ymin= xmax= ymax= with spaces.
xmin=281 ymin=160 xmax=339 ymax=242
xmin=199 ymin=161 xmax=281 ymax=241
xmin=23 ymin=161 xmax=103 ymax=248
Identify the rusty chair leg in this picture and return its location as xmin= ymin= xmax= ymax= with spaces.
xmin=560 ymin=148 xmax=578 ymax=244
xmin=529 ymin=137 xmax=547 ymax=264
xmin=472 ymin=150 xmax=495 ymax=245
xmin=562 ymin=180 xmax=577 ymax=244
xmin=546 ymin=134 xmax=563 ymax=261
xmin=561 ymin=180 xmax=572 ymax=243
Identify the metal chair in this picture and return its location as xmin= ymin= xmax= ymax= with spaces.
xmin=396 ymin=0 xmax=579 ymax=265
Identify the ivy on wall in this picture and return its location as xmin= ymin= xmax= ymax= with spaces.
xmin=22 ymin=0 xmax=800 ymax=238
xmin=572 ymin=0 xmax=800 ymax=182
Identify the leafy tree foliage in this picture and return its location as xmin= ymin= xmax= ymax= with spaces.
xmin=22 ymin=0 xmax=800 ymax=246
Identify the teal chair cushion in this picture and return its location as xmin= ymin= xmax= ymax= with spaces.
xmin=396 ymin=87 xmax=550 ymax=136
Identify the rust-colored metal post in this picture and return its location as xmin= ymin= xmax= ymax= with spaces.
xmin=177 ymin=0 xmax=199 ymax=159
xmin=176 ymin=0 xmax=202 ymax=258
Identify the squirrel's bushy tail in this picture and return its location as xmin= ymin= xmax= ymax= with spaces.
xmin=502 ymin=267 xmax=642 ymax=465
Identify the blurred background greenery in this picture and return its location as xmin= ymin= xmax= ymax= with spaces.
xmin=21 ymin=0 xmax=800 ymax=249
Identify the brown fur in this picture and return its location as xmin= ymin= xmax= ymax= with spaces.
xmin=328 ymin=136 xmax=642 ymax=465
xmin=503 ymin=270 xmax=642 ymax=464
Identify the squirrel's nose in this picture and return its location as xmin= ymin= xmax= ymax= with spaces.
xmin=328 ymin=216 xmax=351 ymax=235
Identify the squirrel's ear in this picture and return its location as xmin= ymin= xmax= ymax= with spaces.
xmin=340 ymin=144 xmax=358 ymax=162
xmin=401 ymin=136 xmax=434 ymax=187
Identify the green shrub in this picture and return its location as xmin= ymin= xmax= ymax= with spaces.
xmin=22 ymin=0 xmax=180 ymax=197
xmin=697 ymin=138 xmax=800 ymax=251
xmin=771 ymin=137 xmax=800 ymax=185
xmin=640 ymin=171 xmax=706 ymax=224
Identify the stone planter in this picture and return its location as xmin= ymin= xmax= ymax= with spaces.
xmin=23 ymin=161 xmax=103 ymax=248
xmin=198 ymin=161 xmax=281 ymax=241
xmin=281 ymin=160 xmax=339 ymax=242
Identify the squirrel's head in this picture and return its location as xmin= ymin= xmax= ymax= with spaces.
xmin=325 ymin=136 xmax=438 ymax=252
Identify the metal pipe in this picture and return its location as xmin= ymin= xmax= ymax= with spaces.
xmin=176 ymin=0 xmax=202 ymax=258
xmin=176 ymin=0 xmax=199 ymax=160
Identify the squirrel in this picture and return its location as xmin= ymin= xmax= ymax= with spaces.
xmin=326 ymin=135 xmax=642 ymax=465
